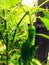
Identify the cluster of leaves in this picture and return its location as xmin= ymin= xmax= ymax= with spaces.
xmin=0 ymin=0 xmax=49 ymax=65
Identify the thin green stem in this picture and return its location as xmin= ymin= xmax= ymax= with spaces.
xmin=3 ymin=10 xmax=8 ymax=65
xmin=38 ymin=0 xmax=49 ymax=8
xmin=0 ymin=13 xmax=8 ymax=65
xmin=31 ymin=0 xmax=49 ymax=15
xmin=28 ymin=12 xmax=32 ymax=26
xmin=36 ymin=33 xmax=49 ymax=39
xmin=11 ymin=11 xmax=29 ymax=47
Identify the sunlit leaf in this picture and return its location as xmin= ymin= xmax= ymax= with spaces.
xmin=31 ymin=58 xmax=41 ymax=65
xmin=40 ymin=17 xmax=49 ymax=30
xmin=0 ymin=0 xmax=21 ymax=7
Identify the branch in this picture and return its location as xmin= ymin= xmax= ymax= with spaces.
xmin=11 ymin=11 xmax=29 ymax=45
xmin=36 ymin=33 xmax=49 ymax=39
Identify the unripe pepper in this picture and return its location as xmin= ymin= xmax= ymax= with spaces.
xmin=21 ymin=24 xmax=36 ymax=65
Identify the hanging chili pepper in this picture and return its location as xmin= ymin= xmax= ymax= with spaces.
xmin=21 ymin=24 xmax=36 ymax=65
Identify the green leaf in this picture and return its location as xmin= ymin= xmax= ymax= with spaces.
xmin=31 ymin=58 xmax=41 ymax=65
xmin=40 ymin=17 xmax=49 ymax=30
xmin=0 ymin=60 xmax=6 ymax=64
xmin=9 ymin=53 xmax=20 ymax=65
xmin=0 ymin=0 xmax=21 ymax=7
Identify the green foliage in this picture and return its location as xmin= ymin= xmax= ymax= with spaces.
xmin=40 ymin=10 xmax=49 ymax=30
xmin=31 ymin=58 xmax=41 ymax=65
xmin=21 ymin=25 xmax=36 ymax=64
xmin=0 ymin=0 xmax=21 ymax=7
xmin=0 ymin=0 xmax=49 ymax=65
xmin=40 ymin=17 xmax=49 ymax=30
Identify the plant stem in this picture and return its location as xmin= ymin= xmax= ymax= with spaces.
xmin=38 ymin=0 xmax=49 ymax=8
xmin=0 ymin=10 xmax=8 ymax=65
xmin=28 ymin=12 xmax=32 ymax=26
xmin=3 ymin=9 xmax=8 ymax=65
xmin=31 ymin=0 xmax=49 ymax=15
xmin=5 ymin=33 xmax=8 ymax=65
xmin=4 ymin=20 xmax=8 ymax=65
xmin=11 ymin=11 xmax=29 ymax=46
xmin=36 ymin=33 xmax=49 ymax=39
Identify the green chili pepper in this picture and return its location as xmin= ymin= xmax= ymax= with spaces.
xmin=21 ymin=24 xmax=36 ymax=65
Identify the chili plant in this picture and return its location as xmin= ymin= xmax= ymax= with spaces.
xmin=0 ymin=0 xmax=49 ymax=65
